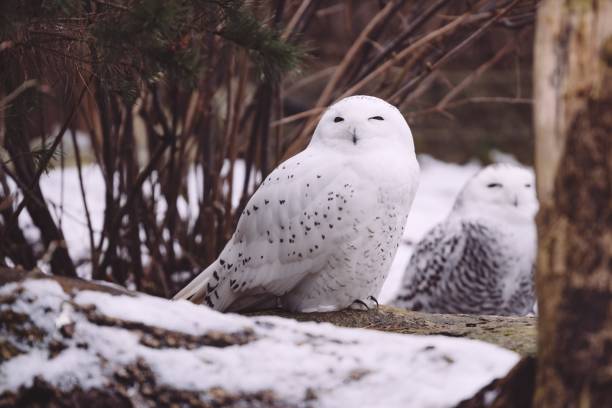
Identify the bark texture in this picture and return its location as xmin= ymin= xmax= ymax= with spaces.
xmin=533 ymin=0 xmax=612 ymax=406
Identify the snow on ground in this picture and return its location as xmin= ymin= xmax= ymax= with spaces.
xmin=14 ymin=153 xmax=534 ymax=302
xmin=17 ymin=154 xmax=485 ymax=296
xmin=0 ymin=279 xmax=520 ymax=407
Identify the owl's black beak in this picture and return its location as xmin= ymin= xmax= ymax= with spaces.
xmin=352 ymin=129 xmax=358 ymax=145
xmin=513 ymin=196 xmax=519 ymax=207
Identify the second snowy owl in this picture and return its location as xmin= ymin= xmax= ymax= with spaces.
xmin=393 ymin=164 xmax=537 ymax=316
xmin=174 ymin=95 xmax=420 ymax=312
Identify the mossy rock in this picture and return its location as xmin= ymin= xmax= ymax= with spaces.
xmin=247 ymin=306 xmax=536 ymax=356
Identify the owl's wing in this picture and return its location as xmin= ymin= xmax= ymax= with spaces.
xmin=393 ymin=220 xmax=468 ymax=308
xmin=211 ymin=149 xmax=378 ymax=308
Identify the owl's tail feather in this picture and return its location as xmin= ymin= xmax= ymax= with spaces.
xmin=172 ymin=260 xmax=235 ymax=311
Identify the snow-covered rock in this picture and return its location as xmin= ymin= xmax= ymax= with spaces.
xmin=0 ymin=273 xmax=520 ymax=408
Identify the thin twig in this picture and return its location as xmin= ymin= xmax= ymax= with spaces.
xmin=70 ymin=128 xmax=97 ymax=277
xmin=281 ymin=0 xmax=312 ymax=40
xmin=0 ymin=80 xmax=40 ymax=109
xmin=270 ymin=107 xmax=325 ymax=127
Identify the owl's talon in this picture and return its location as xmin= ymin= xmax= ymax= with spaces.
xmin=350 ymin=299 xmax=370 ymax=310
xmin=368 ymin=295 xmax=379 ymax=309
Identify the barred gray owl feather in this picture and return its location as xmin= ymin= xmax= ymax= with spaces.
xmin=392 ymin=164 xmax=537 ymax=316
xmin=174 ymin=95 xmax=420 ymax=312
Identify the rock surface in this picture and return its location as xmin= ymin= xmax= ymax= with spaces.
xmin=249 ymin=306 xmax=536 ymax=356
xmin=0 ymin=270 xmax=529 ymax=407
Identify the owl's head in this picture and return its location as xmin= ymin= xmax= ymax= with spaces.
xmin=454 ymin=164 xmax=538 ymax=221
xmin=310 ymin=95 xmax=415 ymax=151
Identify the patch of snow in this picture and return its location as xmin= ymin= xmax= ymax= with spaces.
xmin=74 ymin=291 xmax=248 ymax=336
xmin=1 ymin=348 xmax=105 ymax=392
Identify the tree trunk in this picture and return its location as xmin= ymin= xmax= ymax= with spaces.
xmin=533 ymin=0 xmax=612 ymax=406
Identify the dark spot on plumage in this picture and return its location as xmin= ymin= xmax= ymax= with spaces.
xmin=329 ymin=224 xmax=333 ymax=228
xmin=306 ymin=226 xmax=311 ymax=231
xmin=230 ymin=279 xmax=236 ymax=286
xmin=253 ymin=205 xmax=259 ymax=211
xmin=205 ymin=297 xmax=214 ymax=307
xmin=213 ymin=291 xmax=219 ymax=299
xmin=314 ymin=221 xmax=320 ymax=226
xmin=322 ymin=234 xmax=326 ymax=240
xmin=315 ymin=245 xmax=319 ymax=249
xmin=219 ymin=259 xmax=225 ymax=265
xmin=323 ymin=214 xmax=327 ymax=218
xmin=266 ymin=230 xmax=270 ymax=235
xmin=339 ymin=207 xmax=343 ymax=211
xmin=260 ymin=255 xmax=264 ymax=259
xmin=227 ymin=263 xmax=233 ymax=269
xmin=264 ymin=199 xmax=269 ymax=205
xmin=317 ymin=175 xmax=321 ymax=178
xmin=238 ymin=253 xmax=242 ymax=258
xmin=337 ymin=217 xmax=342 ymax=221
xmin=213 ymin=271 xmax=219 ymax=280
xmin=246 ymin=210 xmax=251 ymax=216
xmin=300 ymin=221 xmax=304 ymax=225
xmin=279 ymin=200 xmax=285 ymax=205
xmin=280 ymin=238 xmax=284 ymax=243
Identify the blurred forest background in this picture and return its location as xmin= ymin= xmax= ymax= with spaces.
xmin=0 ymin=0 xmax=537 ymax=296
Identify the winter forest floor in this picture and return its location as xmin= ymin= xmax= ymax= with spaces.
xmin=1 ymin=153 xmax=537 ymax=407
xmin=16 ymin=153 xmax=526 ymax=302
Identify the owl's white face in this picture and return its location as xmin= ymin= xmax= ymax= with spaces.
xmin=455 ymin=164 xmax=538 ymax=221
xmin=310 ymin=95 xmax=415 ymax=151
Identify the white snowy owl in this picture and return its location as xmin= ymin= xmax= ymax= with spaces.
xmin=174 ymin=95 xmax=420 ymax=312
xmin=392 ymin=164 xmax=537 ymax=316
